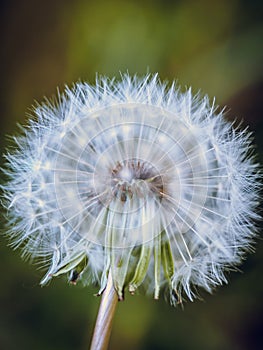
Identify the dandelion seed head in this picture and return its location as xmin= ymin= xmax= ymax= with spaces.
xmin=1 ymin=74 xmax=261 ymax=303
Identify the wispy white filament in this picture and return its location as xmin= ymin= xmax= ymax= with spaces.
xmin=2 ymin=74 xmax=261 ymax=303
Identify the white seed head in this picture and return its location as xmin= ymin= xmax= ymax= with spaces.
xmin=1 ymin=74 xmax=261 ymax=303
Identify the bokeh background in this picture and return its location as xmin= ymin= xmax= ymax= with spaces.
xmin=1 ymin=0 xmax=262 ymax=349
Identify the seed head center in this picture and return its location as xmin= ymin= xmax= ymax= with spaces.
xmin=110 ymin=160 xmax=164 ymax=202
xmin=118 ymin=167 xmax=133 ymax=182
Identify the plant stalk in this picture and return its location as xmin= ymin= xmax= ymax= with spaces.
xmin=90 ymin=270 xmax=118 ymax=350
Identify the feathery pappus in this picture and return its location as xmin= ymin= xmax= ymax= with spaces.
xmin=2 ymin=74 xmax=261 ymax=304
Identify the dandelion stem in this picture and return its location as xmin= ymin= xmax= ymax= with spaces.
xmin=90 ymin=270 xmax=118 ymax=350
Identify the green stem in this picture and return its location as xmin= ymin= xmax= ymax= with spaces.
xmin=90 ymin=270 xmax=118 ymax=350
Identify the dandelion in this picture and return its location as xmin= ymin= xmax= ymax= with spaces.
xmin=2 ymin=74 xmax=261 ymax=349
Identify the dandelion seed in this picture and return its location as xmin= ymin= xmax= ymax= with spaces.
xmin=1 ymin=74 xmax=261 ymax=309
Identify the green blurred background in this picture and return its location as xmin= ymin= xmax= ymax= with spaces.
xmin=1 ymin=0 xmax=262 ymax=349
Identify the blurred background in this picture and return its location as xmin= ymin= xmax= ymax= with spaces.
xmin=0 ymin=0 xmax=262 ymax=349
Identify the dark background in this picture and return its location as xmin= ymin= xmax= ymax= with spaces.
xmin=0 ymin=1 xmax=262 ymax=349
